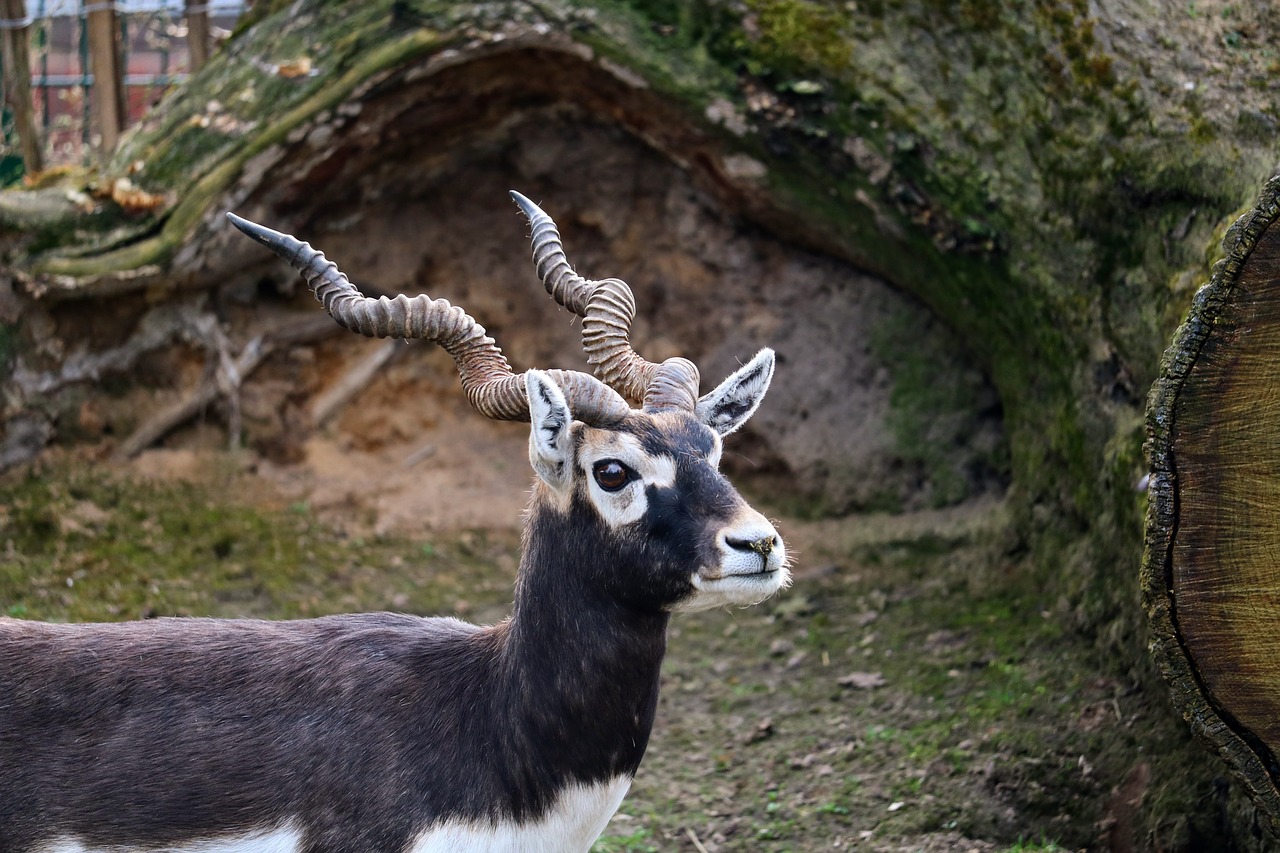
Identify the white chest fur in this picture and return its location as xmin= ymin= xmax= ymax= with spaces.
xmin=35 ymin=777 xmax=631 ymax=853
xmin=407 ymin=776 xmax=632 ymax=853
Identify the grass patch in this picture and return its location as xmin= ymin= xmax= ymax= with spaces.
xmin=0 ymin=458 xmax=516 ymax=623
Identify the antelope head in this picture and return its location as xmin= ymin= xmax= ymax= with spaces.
xmin=226 ymin=193 xmax=788 ymax=613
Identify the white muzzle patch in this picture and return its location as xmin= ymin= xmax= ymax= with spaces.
xmin=673 ymin=509 xmax=790 ymax=613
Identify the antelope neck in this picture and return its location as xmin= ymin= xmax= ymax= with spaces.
xmin=497 ymin=529 xmax=670 ymax=789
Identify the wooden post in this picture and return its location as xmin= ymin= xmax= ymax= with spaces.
xmin=86 ymin=0 xmax=124 ymax=157
xmin=0 ymin=0 xmax=43 ymax=175
xmin=185 ymin=0 xmax=209 ymax=73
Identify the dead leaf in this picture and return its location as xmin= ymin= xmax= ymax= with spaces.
xmin=768 ymin=638 xmax=795 ymax=656
xmin=784 ymin=651 xmax=808 ymax=670
xmin=108 ymin=178 xmax=166 ymax=215
xmin=58 ymin=500 xmax=112 ymax=536
xmin=276 ymin=58 xmax=313 ymax=78
xmin=838 ymin=671 xmax=887 ymax=689
xmin=743 ymin=717 xmax=774 ymax=744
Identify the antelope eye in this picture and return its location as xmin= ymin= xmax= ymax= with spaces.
xmin=593 ymin=460 xmax=635 ymax=492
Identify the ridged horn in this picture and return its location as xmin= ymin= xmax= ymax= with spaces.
xmin=226 ymin=212 xmax=630 ymax=425
xmin=509 ymin=191 xmax=700 ymax=412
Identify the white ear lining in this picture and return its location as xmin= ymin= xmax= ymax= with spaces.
xmin=695 ymin=349 xmax=776 ymax=436
xmin=526 ymin=370 xmax=573 ymax=491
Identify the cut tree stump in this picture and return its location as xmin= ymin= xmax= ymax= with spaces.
xmin=1145 ymin=173 xmax=1280 ymax=829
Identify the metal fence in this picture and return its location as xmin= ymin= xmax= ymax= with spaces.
xmin=1 ymin=0 xmax=245 ymax=176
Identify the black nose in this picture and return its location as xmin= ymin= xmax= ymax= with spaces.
xmin=727 ymin=535 xmax=777 ymax=556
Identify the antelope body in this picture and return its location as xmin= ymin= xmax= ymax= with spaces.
xmin=0 ymin=193 xmax=788 ymax=853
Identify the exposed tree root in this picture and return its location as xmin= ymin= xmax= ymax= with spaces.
xmin=112 ymin=314 xmax=339 ymax=460
xmin=309 ymin=339 xmax=403 ymax=428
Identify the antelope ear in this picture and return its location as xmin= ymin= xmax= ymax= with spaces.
xmin=695 ymin=349 xmax=775 ymax=436
xmin=527 ymin=370 xmax=574 ymax=491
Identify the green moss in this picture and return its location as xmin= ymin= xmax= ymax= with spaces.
xmin=132 ymin=117 xmax=248 ymax=194
xmin=569 ymin=0 xmax=737 ymax=109
xmin=1190 ymin=115 xmax=1218 ymax=143
xmin=741 ymin=0 xmax=852 ymax=77
xmin=869 ymin=302 xmax=1010 ymax=509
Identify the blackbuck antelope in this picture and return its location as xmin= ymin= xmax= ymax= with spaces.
xmin=0 ymin=193 xmax=789 ymax=853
